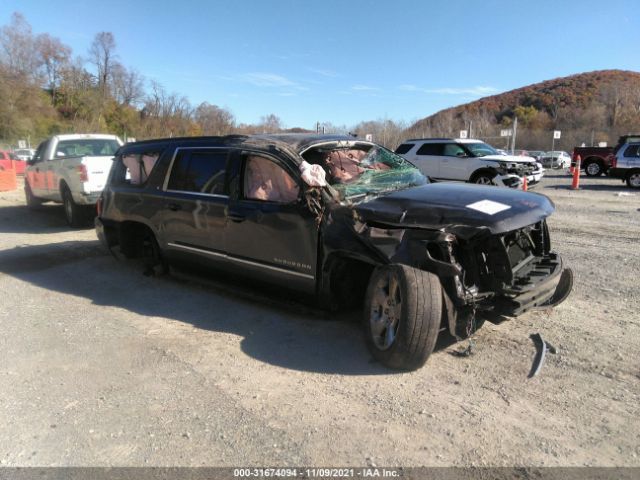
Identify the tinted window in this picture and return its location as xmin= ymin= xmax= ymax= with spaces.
xmin=168 ymin=150 xmax=227 ymax=194
xmin=394 ymin=143 xmax=415 ymax=155
xmin=416 ymin=143 xmax=444 ymax=156
xmin=623 ymin=145 xmax=640 ymax=157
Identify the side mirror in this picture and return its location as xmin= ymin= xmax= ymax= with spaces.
xmin=27 ymin=158 xmax=37 ymax=166
xmin=456 ymin=151 xmax=467 ymax=158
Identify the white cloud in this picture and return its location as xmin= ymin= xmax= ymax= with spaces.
xmin=242 ymin=73 xmax=297 ymax=87
xmin=352 ymin=84 xmax=380 ymax=92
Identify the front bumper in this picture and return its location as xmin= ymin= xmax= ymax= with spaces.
xmin=493 ymin=253 xmax=570 ymax=316
xmin=607 ymin=167 xmax=627 ymax=180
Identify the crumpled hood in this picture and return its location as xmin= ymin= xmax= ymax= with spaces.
xmin=354 ymin=183 xmax=555 ymax=234
xmin=482 ymin=154 xmax=537 ymax=164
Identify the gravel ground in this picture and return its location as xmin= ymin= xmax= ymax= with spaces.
xmin=0 ymin=173 xmax=638 ymax=467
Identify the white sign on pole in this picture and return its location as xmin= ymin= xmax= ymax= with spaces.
xmin=553 ymin=130 xmax=561 ymax=139
xmin=365 ymin=134 xmax=373 ymax=142
xmin=459 ymin=130 xmax=468 ymax=139
xmin=500 ymin=129 xmax=512 ymax=137
xmin=18 ymin=140 xmax=26 ymax=149
xmin=598 ymin=141 xmax=607 ymax=147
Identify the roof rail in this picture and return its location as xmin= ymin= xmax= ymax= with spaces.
xmin=404 ymin=138 xmax=454 ymax=142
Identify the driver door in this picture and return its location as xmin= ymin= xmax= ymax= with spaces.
xmin=224 ymin=152 xmax=318 ymax=293
xmin=26 ymin=143 xmax=47 ymax=196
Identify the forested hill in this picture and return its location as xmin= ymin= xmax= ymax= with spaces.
xmin=407 ymin=70 xmax=640 ymax=149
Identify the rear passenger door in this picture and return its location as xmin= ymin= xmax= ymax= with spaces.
xmin=622 ymin=144 xmax=640 ymax=168
xmin=440 ymin=143 xmax=472 ymax=181
xmin=161 ymin=148 xmax=230 ymax=261
xmin=411 ymin=143 xmax=443 ymax=179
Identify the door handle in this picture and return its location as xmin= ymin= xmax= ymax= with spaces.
xmin=227 ymin=213 xmax=246 ymax=223
xmin=167 ymin=203 xmax=182 ymax=211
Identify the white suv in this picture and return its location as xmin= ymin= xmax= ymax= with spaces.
xmin=395 ymin=138 xmax=544 ymax=188
xmin=609 ymin=142 xmax=640 ymax=188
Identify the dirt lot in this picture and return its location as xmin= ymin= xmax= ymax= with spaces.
xmin=0 ymin=173 xmax=638 ymax=467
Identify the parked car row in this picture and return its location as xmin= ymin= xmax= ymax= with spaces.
xmin=0 ymin=150 xmax=25 ymax=174
xmin=571 ymin=134 xmax=640 ymax=177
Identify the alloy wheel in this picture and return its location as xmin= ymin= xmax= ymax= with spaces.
xmin=369 ymin=271 xmax=403 ymax=350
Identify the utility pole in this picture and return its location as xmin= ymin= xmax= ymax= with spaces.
xmin=511 ymin=117 xmax=518 ymax=154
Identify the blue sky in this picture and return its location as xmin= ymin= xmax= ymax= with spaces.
xmin=1 ymin=0 xmax=639 ymax=129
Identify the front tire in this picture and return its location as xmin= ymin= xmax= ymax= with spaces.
xmin=470 ymin=172 xmax=495 ymax=185
xmin=626 ymin=171 xmax=640 ymax=189
xmin=25 ymin=182 xmax=42 ymax=209
xmin=364 ymin=264 xmax=442 ymax=370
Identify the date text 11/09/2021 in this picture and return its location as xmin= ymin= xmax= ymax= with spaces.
xmin=233 ymin=468 xmax=401 ymax=478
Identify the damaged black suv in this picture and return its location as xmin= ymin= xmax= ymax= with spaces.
xmin=96 ymin=134 xmax=572 ymax=370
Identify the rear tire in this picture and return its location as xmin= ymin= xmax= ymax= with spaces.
xmin=364 ymin=264 xmax=442 ymax=370
xmin=584 ymin=160 xmax=603 ymax=176
xmin=62 ymin=186 xmax=85 ymax=227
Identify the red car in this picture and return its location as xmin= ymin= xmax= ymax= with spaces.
xmin=0 ymin=150 xmax=26 ymax=174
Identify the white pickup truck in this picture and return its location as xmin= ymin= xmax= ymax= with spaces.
xmin=24 ymin=134 xmax=123 ymax=226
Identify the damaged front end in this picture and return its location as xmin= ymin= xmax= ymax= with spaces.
xmin=353 ymin=217 xmax=572 ymax=337
xmin=492 ymin=160 xmax=540 ymax=188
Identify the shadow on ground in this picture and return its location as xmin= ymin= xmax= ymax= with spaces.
xmin=0 ymin=238 xmax=459 ymax=375
xmin=0 ymin=204 xmax=94 ymax=233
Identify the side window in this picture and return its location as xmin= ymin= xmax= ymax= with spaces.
xmin=394 ymin=143 xmax=415 ymax=155
xmin=443 ymin=143 xmax=467 ymax=157
xmin=167 ymin=150 xmax=227 ymax=194
xmin=32 ymin=143 xmax=46 ymax=163
xmin=623 ymin=145 xmax=639 ymax=157
xmin=416 ymin=143 xmax=444 ymax=156
xmin=243 ymin=155 xmax=299 ymax=204
xmin=120 ymin=151 xmax=161 ymax=186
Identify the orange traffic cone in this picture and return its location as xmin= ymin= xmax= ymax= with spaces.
xmin=522 ymin=175 xmax=528 ymax=191
xmin=571 ymin=155 xmax=581 ymax=190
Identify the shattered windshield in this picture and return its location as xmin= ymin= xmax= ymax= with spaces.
xmin=304 ymin=144 xmax=427 ymax=201
xmin=466 ymin=142 xmax=498 ymax=157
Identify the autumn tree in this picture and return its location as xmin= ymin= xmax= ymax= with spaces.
xmin=259 ymin=114 xmax=282 ymax=133
xmin=111 ymin=63 xmax=145 ymax=106
xmin=0 ymin=12 xmax=40 ymax=80
xmin=36 ymin=33 xmax=71 ymax=99
xmin=194 ymin=102 xmax=235 ymax=136
xmin=89 ymin=31 xmax=116 ymax=97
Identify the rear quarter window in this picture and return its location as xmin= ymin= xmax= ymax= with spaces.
xmin=112 ymin=150 xmax=163 ymax=187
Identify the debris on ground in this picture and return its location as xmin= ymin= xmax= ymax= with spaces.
xmin=528 ymin=333 xmax=557 ymax=378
